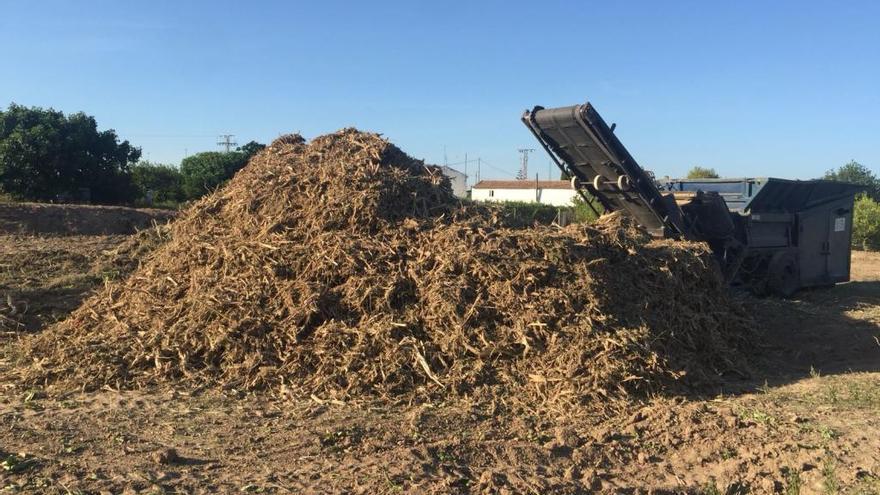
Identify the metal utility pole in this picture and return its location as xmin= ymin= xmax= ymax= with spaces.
xmin=464 ymin=153 xmax=468 ymax=188
xmin=517 ymin=148 xmax=534 ymax=180
xmin=535 ymin=173 xmax=540 ymax=202
xmin=476 ymin=158 xmax=481 ymax=183
xmin=217 ymin=134 xmax=238 ymax=153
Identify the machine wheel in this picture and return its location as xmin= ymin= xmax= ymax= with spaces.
xmin=768 ymin=252 xmax=800 ymax=298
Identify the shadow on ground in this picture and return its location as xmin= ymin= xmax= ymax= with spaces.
xmin=709 ymin=280 xmax=880 ymax=397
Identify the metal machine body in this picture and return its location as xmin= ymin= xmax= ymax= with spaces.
xmin=523 ymin=102 xmax=863 ymax=296
xmin=522 ymin=103 xmax=688 ymax=238
xmin=664 ymin=177 xmax=861 ymax=295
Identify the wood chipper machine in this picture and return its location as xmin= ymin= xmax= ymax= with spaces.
xmin=522 ymin=102 xmax=864 ymax=296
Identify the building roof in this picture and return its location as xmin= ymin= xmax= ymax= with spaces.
xmin=473 ymin=180 xmax=572 ymax=190
xmin=438 ymin=165 xmax=466 ymax=177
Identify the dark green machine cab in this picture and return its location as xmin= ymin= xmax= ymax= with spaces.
xmin=663 ymin=178 xmax=862 ymax=293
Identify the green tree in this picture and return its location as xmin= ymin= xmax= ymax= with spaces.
xmin=852 ymin=194 xmax=880 ymax=251
xmin=0 ymin=103 xmax=140 ymax=203
xmin=686 ymin=166 xmax=720 ymax=179
xmin=571 ymin=194 xmax=603 ymax=223
xmin=180 ymin=151 xmax=248 ymax=200
xmin=823 ymin=160 xmax=879 ymax=201
xmin=237 ymin=140 xmax=266 ymax=158
xmin=131 ymin=161 xmax=183 ymax=205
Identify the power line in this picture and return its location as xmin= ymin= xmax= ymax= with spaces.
xmin=217 ymin=134 xmax=238 ymax=153
xmin=125 ymin=133 xmax=217 ymax=138
xmin=476 ymin=158 xmax=517 ymax=178
xmin=435 ymin=155 xmax=517 ymax=179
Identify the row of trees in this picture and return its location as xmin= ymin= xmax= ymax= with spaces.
xmin=0 ymin=104 xmax=265 ymax=206
xmin=132 ymin=143 xmax=264 ymax=205
xmin=2 ymin=104 xmax=879 ymax=249
xmin=0 ymin=104 xmax=141 ymax=203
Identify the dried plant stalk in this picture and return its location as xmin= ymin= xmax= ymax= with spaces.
xmin=15 ymin=129 xmax=753 ymax=414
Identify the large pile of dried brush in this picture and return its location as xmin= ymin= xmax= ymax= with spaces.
xmin=16 ymin=129 xmax=752 ymax=411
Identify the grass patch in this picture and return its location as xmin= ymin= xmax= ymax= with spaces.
xmin=822 ymin=454 xmax=840 ymax=494
xmin=783 ymin=467 xmax=801 ymax=495
xmin=754 ymin=374 xmax=880 ymax=413
xmin=819 ymin=378 xmax=880 ymax=409
xmin=735 ymin=407 xmax=777 ymax=427
xmin=816 ymin=425 xmax=840 ymax=442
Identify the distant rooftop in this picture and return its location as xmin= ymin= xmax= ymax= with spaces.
xmin=473 ymin=180 xmax=571 ymax=190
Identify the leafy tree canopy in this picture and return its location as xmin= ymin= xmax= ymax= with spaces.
xmin=0 ymin=103 xmax=141 ymax=203
xmin=180 ymin=151 xmax=248 ymax=200
xmin=852 ymin=194 xmax=880 ymax=251
xmin=823 ymin=160 xmax=879 ymax=201
xmin=131 ymin=161 xmax=183 ymax=204
xmin=686 ymin=166 xmax=720 ymax=179
xmin=237 ymin=140 xmax=266 ymax=158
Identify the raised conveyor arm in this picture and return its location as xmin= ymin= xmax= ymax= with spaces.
xmin=522 ymin=102 xmax=688 ymax=238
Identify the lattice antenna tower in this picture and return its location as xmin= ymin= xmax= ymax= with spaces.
xmin=217 ymin=134 xmax=238 ymax=153
xmin=517 ymin=148 xmax=534 ymax=180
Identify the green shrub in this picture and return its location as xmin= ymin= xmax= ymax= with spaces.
xmin=497 ymin=201 xmax=560 ymax=225
xmin=686 ymin=166 xmax=720 ymax=179
xmin=131 ymin=161 xmax=183 ymax=206
xmin=571 ymin=195 xmax=603 ymax=223
xmin=180 ymin=151 xmax=248 ymax=200
xmin=485 ymin=197 xmax=601 ymax=227
xmin=853 ymin=194 xmax=880 ymax=251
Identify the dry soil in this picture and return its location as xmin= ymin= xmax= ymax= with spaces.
xmin=0 ymin=230 xmax=878 ymax=494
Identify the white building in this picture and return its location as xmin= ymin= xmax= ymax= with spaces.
xmin=471 ymin=180 xmax=578 ymax=206
xmin=439 ymin=166 xmax=468 ymax=197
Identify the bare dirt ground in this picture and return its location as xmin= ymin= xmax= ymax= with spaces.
xmin=0 ymin=234 xmax=878 ymax=494
xmin=0 ymin=228 xmax=165 ymax=332
xmin=0 ymin=235 xmax=128 ymax=332
xmin=0 ymin=202 xmax=174 ymax=236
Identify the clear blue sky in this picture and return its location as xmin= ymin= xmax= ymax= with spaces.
xmin=2 ymin=0 xmax=878 ymax=182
